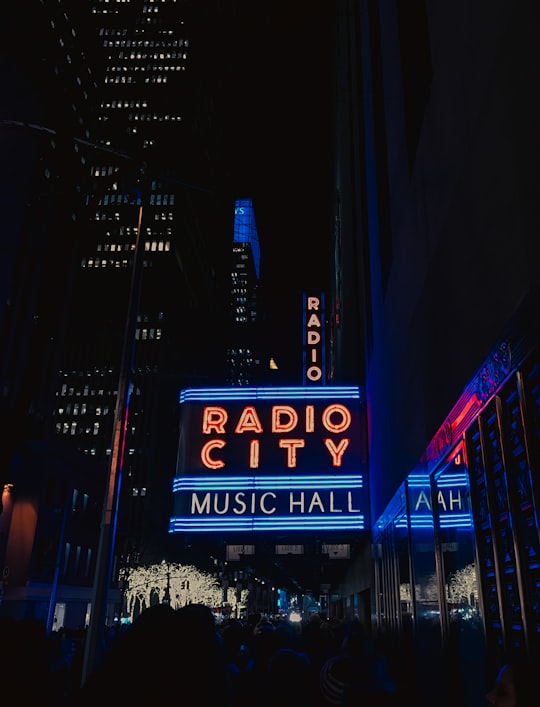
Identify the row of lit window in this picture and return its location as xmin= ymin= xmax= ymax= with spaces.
xmin=144 ymin=240 xmax=171 ymax=251
xmin=56 ymin=422 xmax=137 ymax=441
xmin=102 ymin=39 xmax=187 ymax=48
xmin=81 ymin=258 xmax=130 ymax=268
xmin=135 ymin=328 xmax=162 ymax=340
xmin=59 ymin=383 xmax=114 ymax=397
xmin=81 ymin=245 xmax=169 ymax=268
xmin=149 ymin=194 xmax=174 ymax=205
xmin=104 ymin=76 xmax=134 ymax=84
xmin=80 ymin=447 xmax=135 ymax=457
xmin=118 ymin=51 xmax=187 ymax=60
xmin=56 ymin=404 xmax=110 ymax=416
xmin=106 ymin=226 xmax=140 ymax=237
xmin=139 ymin=311 xmax=165 ymax=322
xmin=101 ymin=99 xmax=148 ymax=109
xmin=92 ymin=241 xmax=169 ymax=253
xmin=93 ymin=212 xmax=128 ymax=221
xmin=99 ymin=27 xmax=128 ymax=36
xmin=127 ymin=113 xmax=182 ymax=122
xmin=106 ymin=64 xmax=185 ymax=73
xmin=99 ymin=194 xmax=140 ymax=206
xmin=57 ymin=421 xmax=101 ymax=435
xmin=104 ymin=74 xmax=184 ymax=84
xmin=98 ymin=25 xmax=182 ymax=35
xmin=95 ymin=244 xmax=130 ymax=253
xmin=93 ymin=165 xmax=116 ymax=177
xmin=227 ymin=358 xmax=254 ymax=367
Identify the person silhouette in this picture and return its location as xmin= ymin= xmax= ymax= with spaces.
xmin=487 ymin=655 xmax=538 ymax=707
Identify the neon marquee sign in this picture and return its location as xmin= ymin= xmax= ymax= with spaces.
xmin=169 ymin=386 xmax=367 ymax=533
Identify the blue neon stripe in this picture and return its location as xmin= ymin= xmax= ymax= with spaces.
xmin=394 ymin=514 xmax=473 ymax=529
xmin=407 ymin=472 xmax=469 ymax=488
xmin=169 ymin=514 xmax=365 ymax=532
xmin=437 ymin=474 xmax=469 ymax=486
xmin=179 ymin=386 xmax=361 ymax=404
xmin=172 ymin=474 xmax=364 ymax=492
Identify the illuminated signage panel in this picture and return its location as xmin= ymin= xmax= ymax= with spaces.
xmin=399 ymin=472 xmax=472 ymax=529
xmin=303 ymin=292 xmax=326 ymax=385
xmin=170 ymin=386 xmax=366 ymax=533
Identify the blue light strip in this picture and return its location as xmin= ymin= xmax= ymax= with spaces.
xmin=439 ymin=513 xmax=472 ymax=527
xmin=172 ymin=474 xmax=364 ymax=492
xmin=406 ymin=474 xmax=430 ymax=488
xmin=169 ymin=514 xmax=365 ymax=532
xmin=394 ymin=513 xmax=473 ymax=529
xmin=179 ymin=386 xmax=361 ymax=404
xmin=407 ymin=472 xmax=468 ymax=488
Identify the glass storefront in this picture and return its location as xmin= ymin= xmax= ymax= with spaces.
xmin=373 ymin=345 xmax=540 ymax=707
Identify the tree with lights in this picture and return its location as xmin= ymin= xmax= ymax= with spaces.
xmin=119 ymin=562 xmax=249 ymax=622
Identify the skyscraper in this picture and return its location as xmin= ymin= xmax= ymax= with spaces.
xmin=1 ymin=0 xmax=233 ymax=624
xmin=226 ymin=198 xmax=262 ymax=385
xmin=54 ymin=0 xmax=232 ymax=563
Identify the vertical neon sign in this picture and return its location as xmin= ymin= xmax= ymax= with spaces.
xmin=303 ymin=292 xmax=326 ymax=385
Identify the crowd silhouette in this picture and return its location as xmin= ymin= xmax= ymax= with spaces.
xmin=1 ymin=606 xmax=402 ymax=706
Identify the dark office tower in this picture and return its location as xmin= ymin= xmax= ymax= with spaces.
xmin=47 ymin=1 xmax=230 ymax=567
xmin=226 ymin=198 xmax=263 ymax=385
xmin=0 ymin=2 xmax=99 ymax=479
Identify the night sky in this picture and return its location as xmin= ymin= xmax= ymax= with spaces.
xmin=227 ymin=3 xmax=333 ymax=279
xmin=217 ymin=2 xmax=335 ymax=376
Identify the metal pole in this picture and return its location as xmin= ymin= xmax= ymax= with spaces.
xmin=46 ymin=493 xmax=70 ymax=634
xmin=81 ymin=186 xmax=145 ymax=685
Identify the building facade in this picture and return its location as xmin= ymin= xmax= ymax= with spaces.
xmin=329 ymin=1 xmax=540 ymax=705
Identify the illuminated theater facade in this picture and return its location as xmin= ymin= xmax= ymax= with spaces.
xmin=170 ymin=386 xmax=367 ymax=534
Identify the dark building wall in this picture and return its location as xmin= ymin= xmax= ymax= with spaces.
xmin=332 ymin=1 xmax=540 ymax=521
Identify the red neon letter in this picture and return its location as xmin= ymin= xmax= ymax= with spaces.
xmin=322 ymin=404 xmax=351 ymax=433
xmin=305 ymin=405 xmax=314 ymax=433
xmin=202 ymin=406 xmax=227 ymax=434
xmin=279 ymin=439 xmax=305 ymax=467
xmin=249 ymin=439 xmax=260 ymax=468
xmin=271 ymin=405 xmax=298 ymax=433
xmin=200 ymin=439 xmax=226 ymax=469
xmin=235 ymin=406 xmax=263 ymax=434
xmin=324 ymin=438 xmax=350 ymax=466
xmin=307 ymin=366 xmax=322 ymax=381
